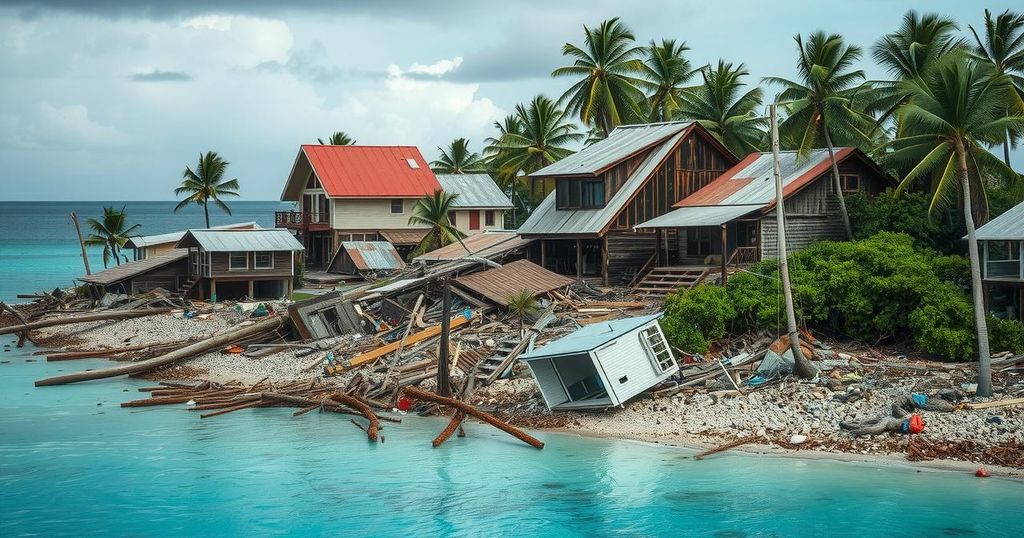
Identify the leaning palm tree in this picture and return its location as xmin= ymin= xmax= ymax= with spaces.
xmin=318 ymin=131 xmax=356 ymax=145
xmin=491 ymin=95 xmax=584 ymax=177
xmin=765 ymin=32 xmax=876 ymax=240
xmin=408 ymin=190 xmax=467 ymax=256
xmin=885 ymin=52 xmax=1024 ymax=397
xmin=969 ymin=8 xmax=1024 ymax=167
xmin=84 ymin=206 xmax=140 ymax=268
xmin=430 ymin=138 xmax=486 ymax=174
xmin=639 ymin=39 xmax=698 ymax=122
xmin=552 ymin=17 xmax=647 ymax=136
xmin=678 ymin=60 xmax=767 ymax=157
xmin=174 ymin=151 xmax=241 ymax=229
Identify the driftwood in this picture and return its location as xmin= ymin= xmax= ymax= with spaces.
xmin=34 ymin=316 xmax=285 ymax=386
xmin=405 ymin=386 xmax=543 ymax=449
xmin=328 ymin=393 xmax=380 ymax=442
xmin=0 ymin=307 xmax=174 ymax=336
xmin=0 ymin=301 xmax=35 ymax=347
xmin=694 ymin=435 xmax=760 ymax=460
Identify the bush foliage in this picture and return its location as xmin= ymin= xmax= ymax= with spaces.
xmin=660 ymin=232 xmax=1024 ymax=361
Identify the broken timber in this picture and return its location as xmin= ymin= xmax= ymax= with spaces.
xmin=404 ymin=386 xmax=543 ymax=449
xmin=325 ymin=313 xmax=472 ymax=375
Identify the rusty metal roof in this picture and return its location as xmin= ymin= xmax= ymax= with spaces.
xmin=532 ymin=122 xmax=694 ymax=177
xmin=378 ymin=229 xmax=429 ymax=246
xmin=413 ymin=231 xmax=532 ymax=262
xmin=435 ymin=174 xmax=513 ymax=208
xmin=453 ymin=259 xmax=574 ymax=306
xmin=338 ymin=241 xmax=406 ymax=271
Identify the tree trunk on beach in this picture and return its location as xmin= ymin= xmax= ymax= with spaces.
xmin=957 ymin=142 xmax=992 ymax=397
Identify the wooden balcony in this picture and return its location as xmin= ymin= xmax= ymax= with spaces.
xmin=275 ymin=211 xmax=330 ymax=231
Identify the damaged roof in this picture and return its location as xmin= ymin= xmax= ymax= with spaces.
xmin=531 ymin=122 xmax=694 ymax=177
xmin=379 ymin=229 xmax=429 ymax=246
xmin=337 ymin=241 xmax=406 ymax=271
xmin=413 ymin=231 xmax=533 ymax=263
xmin=435 ymin=174 xmax=513 ymax=208
xmin=520 ymin=313 xmax=664 ymax=360
xmin=175 ymin=229 xmax=304 ymax=252
xmin=453 ymin=259 xmax=574 ymax=306
xmin=79 ymin=249 xmax=188 ymax=285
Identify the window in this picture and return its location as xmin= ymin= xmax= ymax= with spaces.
xmin=485 ymin=210 xmax=495 ymax=226
xmin=639 ymin=325 xmax=674 ymax=373
xmin=406 ymin=158 xmax=420 ymax=169
xmin=390 ymin=199 xmax=404 ymax=214
xmin=254 ymin=251 xmax=273 ymax=270
xmin=447 ymin=212 xmax=456 ymax=226
xmin=556 ymin=179 xmax=605 ymax=209
xmin=229 ymin=252 xmax=248 ymax=271
xmin=840 ymin=174 xmax=861 ymax=193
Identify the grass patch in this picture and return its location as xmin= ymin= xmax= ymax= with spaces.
xmin=291 ymin=292 xmax=316 ymax=302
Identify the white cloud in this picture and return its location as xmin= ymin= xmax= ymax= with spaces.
xmin=0 ymin=103 xmax=129 ymax=150
xmin=406 ymin=57 xmax=463 ymax=76
xmin=181 ymin=14 xmax=233 ymax=31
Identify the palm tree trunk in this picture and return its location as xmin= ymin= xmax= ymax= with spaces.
xmin=957 ymin=143 xmax=993 ymax=397
xmin=822 ymin=127 xmax=854 ymax=240
xmin=203 ymin=202 xmax=211 ymax=229
xmin=1004 ymin=128 xmax=1012 ymax=169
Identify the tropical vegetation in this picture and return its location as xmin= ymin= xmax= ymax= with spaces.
xmin=174 ymin=151 xmax=241 ymax=229
xmin=431 ymin=138 xmax=486 ymax=174
xmin=408 ymin=190 xmax=467 ymax=256
xmin=319 ymin=131 xmax=356 ymax=145
xmin=85 ymin=206 xmax=141 ymax=268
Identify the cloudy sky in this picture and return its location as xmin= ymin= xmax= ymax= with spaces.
xmin=0 ymin=0 xmax=1019 ymax=201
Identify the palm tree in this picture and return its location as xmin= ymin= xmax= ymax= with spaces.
xmin=678 ymin=60 xmax=767 ymax=157
xmin=552 ymin=17 xmax=647 ymax=136
xmin=84 ymin=206 xmax=140 ymax=268
xmin=639 ymin=39 xmax=698 ymax=122
xmin=174 ymin=151 xmax=241 ymax=229
xmin=408 ymin=190 xmax=467 ymax=256
xmin=765 ymin=32 xmax=876 ymax=240
xmin=969 ymin=9 xmax=1024 ymax=167
xmin=506 ymin=289 xmax=540 ymax=335
xmin=430 ymin=138 xmax=486 ymax=174
xmin=483 ymin=114 xmax=524 ymax=188
xmin=885 ymin=52 xmax=1024 ymax=397
xmin=873 ymin=11 xmax=965 ymax=80
xmin=318 ymin=131 xmax=356 ymax=145
xmin=491 ymin=95 xmax=584 ymax=177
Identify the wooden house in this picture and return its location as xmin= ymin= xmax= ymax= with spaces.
xmin=974 ymin=200 xmax=1024 ymax=322
xmin=277 ymin=146 xmax=512 ymax=267
xmin=632 ymin=148 xmax=891 ymax=296
xmin=124 ymin=222 xmax=260 ymax=261
xmin=519 ymin=313 xmax=678 ymax=410
xmin=517 ymin=122 xmax=738 ymax=284
xmin=175 ymin=229 xmax=304 ymax=301
xmin=78 ymin=250 xmax=189 ymax=296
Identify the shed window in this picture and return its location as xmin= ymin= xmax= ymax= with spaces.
xmin=840 ymin=174 xmax=861 ymax=193
xmin=390 ymin=199 xmax=404 ymax=214
xmin=639 ymin=325 xmax=673 ymax=373
xmin=229 ymin=252 xmax=248 ymax=271
xmin=254 ymin=251 xmax=273 ymax=269
xmin=556 ymin=179 xmax=605 ymax=210
xmin=485 ymin=210 xmax=495 ymax=226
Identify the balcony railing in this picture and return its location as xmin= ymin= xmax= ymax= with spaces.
xmin=728 ymin=246 xmax=760 ymax=267
xmin=275 ymin=211 xmax=329 ymax=228
xmin=985 ymin=259 xmax=1022 ymax=280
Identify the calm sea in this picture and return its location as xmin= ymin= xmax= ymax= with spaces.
xmin=0 ymin=201 xmax=291 ymax=303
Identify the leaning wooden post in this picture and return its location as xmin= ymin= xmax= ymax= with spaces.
xmin=771 ymin=103 xmax=815 ymax=380
xmin=70 ymin=212 xmax=91 ymax=276
xmin=437 ymin=278 xmax=452 ymax=397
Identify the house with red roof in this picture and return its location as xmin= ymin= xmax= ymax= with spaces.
xmin=277 ymin=145 xmax=511 ymax=267
xmin=631 ymin=147 xmax=892 ymax=296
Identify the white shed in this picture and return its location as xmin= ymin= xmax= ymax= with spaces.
xmin=519 ymin=313 xmax=679 ymax=411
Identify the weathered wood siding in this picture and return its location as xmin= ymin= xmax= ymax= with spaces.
xmin=760 ymin=175 xmax=846 ymax=257
xmin=606 ymin=232 xmax=656 ymax=280
xmin=592 ymin=321 xmax=678 ymax=405
xmin=208 ymin=251 xmax=294 ymax=279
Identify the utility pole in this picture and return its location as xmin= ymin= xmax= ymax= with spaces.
xmin=771 ymin=103 xmax=816 ymax=380
xmin=437 ymin=277 xmax=452 ymax=397
xmin=70 ymin=212 xmax=91 ymax=276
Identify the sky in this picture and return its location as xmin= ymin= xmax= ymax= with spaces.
xmin=0 ymin=0 xmax=1021 ymax=201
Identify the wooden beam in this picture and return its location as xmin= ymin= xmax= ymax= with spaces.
xmin=330 ymin=313 xmax=472 ymax=373
xmin=575 ymin=238 xmax=582 ymax=279
xmin=720 ymin=224 xmax=728 ymax=285
xmin=601 ymin=236 xmax=609 ymax=287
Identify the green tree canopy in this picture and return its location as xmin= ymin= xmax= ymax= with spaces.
xmin=174 ymin=151 xmax=241 ymax=229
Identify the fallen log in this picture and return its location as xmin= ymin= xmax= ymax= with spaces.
xmin=328 ymin=393 xmax=379 ymax=441
xmin=404 ymin=386 xmax=543 ymax=449
xmin=694 ymin=435 xmax=760 ymax=460
xmin=34 ymin=316 xmax=284 ymax=386
xmin=0 ymin=308 xmax=174 ymax=336
xmin=46 ymin=343 xmax=167 ymax=361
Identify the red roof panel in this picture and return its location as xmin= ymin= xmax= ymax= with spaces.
xmin=301 ymin=145 xmax=442 ymax=198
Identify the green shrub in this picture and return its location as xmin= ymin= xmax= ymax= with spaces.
xmin=846 ymin=190 xmax=965 ymax=255
xmin=660 ymin=284 xmax=735 ymax=354
xmin=989 ymin=316 xmax=1024 ymax=355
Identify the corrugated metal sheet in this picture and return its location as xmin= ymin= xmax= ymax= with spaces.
xmin=973 ymin=201 xmax=1024 ymax=240
xmin=413 ymin=231 xmax=531 ymax=262
xmin=176 ymin=229 xmax=304 ymax=252
xmin=679 ymin=148 xmax=853 ymax=208
xmin=518 ymin=129 xmax=688 ymax=236
xmin=453 ymin=259 xmax=574 ymax=305
xmin=635 ymin=205 xmax=763 ymax=229
xmin=532 ymin=122 xmax=693 ymax=177
xmin=125 ymin=222 xmax=260 ymax=249
xmin=80 ymin=249 xmax=187 ymax=285
xmin=520 ymin=313 xmax=663 ymax=360
xmin=378 ymin=229 xmax=429 ymax=246
xmin=435 ymin=174 xmax=513 ymax=208
xmin=339 ymin=241 xmax=405 ymax=271
xmin=299 ymin=145 xmax=441 ymax=198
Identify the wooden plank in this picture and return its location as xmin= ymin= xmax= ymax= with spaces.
xmin=332 ymin=314 xmax=471 ymax=373
xmin=965 ymin=397 xmax=1024 ymax=410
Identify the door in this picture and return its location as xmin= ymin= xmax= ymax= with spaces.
xmin=469 ymin=210 xmax=480 ymax=231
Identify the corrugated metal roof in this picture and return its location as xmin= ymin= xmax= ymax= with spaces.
xmin=294 ymin=145 xmax=442 ymax=198
xmin=973 ymin=201 xmax=1024 ymax=240
xmin=79 ymin=249 xmax=188 ymax=285
xmin=518 ymin=129 xmax=688 ymax=236
xmin=125 ymin=222 xmax=260 ymax=249
xmin=435 ymin=174 xmax=513 ymax=208
xmin=453 ymin=259 xmax=574 ymax=306
xmin=413 ymin=231 xmax=532 ymax=262
xmin=635 ymin=205 xmax=763 ymax=229
xmin=532 ymin=122 xmax=693 ymax=177
xmin=378 ymin=229 xmax=429 ymax=246
xmin=679 ymin=148 xmax=853 ymax=208
xmin=520 ymin=313 xmax=664 ymax=360
xmin=175 ymin=229 xmax=304 ymax=252
xmin=339 ymin=241 xmax=406 ymax=271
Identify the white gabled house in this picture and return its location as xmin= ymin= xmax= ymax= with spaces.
xmin=519 ymin=313 xmax=678 ymax=410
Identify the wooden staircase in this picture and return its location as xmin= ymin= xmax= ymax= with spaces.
xmin=176 ymin=277 xmax=199 ymax=298
xmin=474 ymin=339 xmax=521 ymax=386
xmin=632 ymin=267 xmax=710 ymax=298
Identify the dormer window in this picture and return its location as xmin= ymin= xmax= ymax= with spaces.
xmin=556 ymin=179 xmax=605 ymax=210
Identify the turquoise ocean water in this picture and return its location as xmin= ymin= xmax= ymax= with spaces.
xmin=1 ymin=202 xmax=1023 ymax=536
